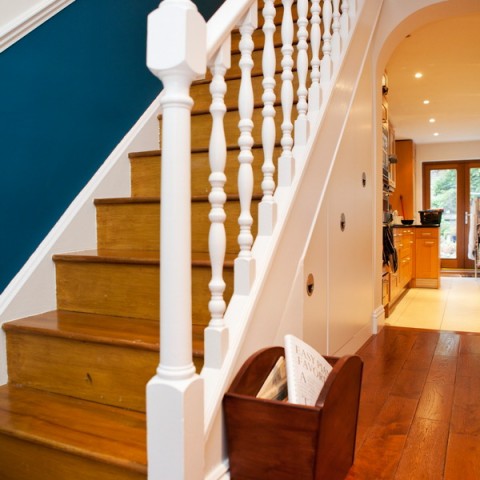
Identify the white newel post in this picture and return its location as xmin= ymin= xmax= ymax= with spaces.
xmin=259 ymin=0 xmax=277 ymax=235
xmin=205 ymin=38 xmax=231 ymax=369
xmin=234 ymin=4 xmax=257 ymax=295
xmin=278 ymin=0 xmax=295 ymax=187
xmin=146 ymin=1 xmax=206 ymax=479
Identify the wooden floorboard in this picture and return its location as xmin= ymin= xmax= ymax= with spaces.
xmin=348 ymin=326 xmax=480 ymax=480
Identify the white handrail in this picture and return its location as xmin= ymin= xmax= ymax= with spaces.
xmin=206 ymin=0 xmax=256 ymax=58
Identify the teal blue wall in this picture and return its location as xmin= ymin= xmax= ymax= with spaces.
xmin=0 ymin=0 xmax=223 ymax=293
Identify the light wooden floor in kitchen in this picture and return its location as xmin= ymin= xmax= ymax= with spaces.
xmin=386 ymin=276 xmax=480 ymax=333
xmin=347 ymin=326 xmax=480 ymax=479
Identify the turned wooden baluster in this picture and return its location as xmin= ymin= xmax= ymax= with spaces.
xmin=309 ymin=0 xmax=322 ymax=112
xmin=331 ymin=0 xmax=341 ymax=66
xmin=259 ymin=0 xmax=277 ymax=235
xmin=349 ymin=0 xmax=357 ymax=23
xmin=205 ymin=39 xmax=230 ymax=368
xmin=278 ymin=0 xmax=295 ymax=187
xmin=295 ymin=0 xmax=309 ymax=145
xmin=235 ymin=6 xmax=257 ymax=295
xmin=320 ymin=0 xmax=333 ymax=93
xmin=340 ymin=0 xmax=350 ymax=43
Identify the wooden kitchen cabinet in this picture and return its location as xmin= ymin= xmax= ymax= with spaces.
xmin=382 ymin=272 xmax=390 ymax=307
xmin=414 ymin=227 xmax=440 ymax=288
xmin=390 ymin=140 xmax=416 ymax=220
xmin=390 ymin=227 xmax=415 ymax=305
xmin=386 ymin=226 xmax=440 ymax=316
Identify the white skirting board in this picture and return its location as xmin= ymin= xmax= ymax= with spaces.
xmin=371 ymin=304 xmax=386 ymax=334
xmin=331 ymin=320 xmax=376 ymax=358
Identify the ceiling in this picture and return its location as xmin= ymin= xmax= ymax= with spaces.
xmin=385 ymin=13 xmax=480 ymax=145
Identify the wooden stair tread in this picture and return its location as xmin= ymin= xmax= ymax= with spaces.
xmin=128 ymin=143 xmax=277 ymax=160
xmin=3 ymin=310 xmax=206 ymax=356
xmin=128 ymin=149 xmax=161 ymax=159
xmin=94 ymin=194 xmax=261 ymax=205
xmin=53 ymin=249 xmax=236 ymax=267
xmin=0 ymin=384 xmax=147 ymax=472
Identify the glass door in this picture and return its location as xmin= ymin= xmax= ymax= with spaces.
xmin=423 ymin=161 xmax=480 ymax=270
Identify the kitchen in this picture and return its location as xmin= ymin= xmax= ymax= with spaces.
xmin=380 ymin=13 xmax=480 ymax=324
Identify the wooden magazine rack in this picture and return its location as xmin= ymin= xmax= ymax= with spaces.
xmin=223 ymin=346 xmax=363 ymax=480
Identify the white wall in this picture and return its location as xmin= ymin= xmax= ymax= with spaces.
xmin=415 ymin=141 xmax=480 ymax=211
xmin=303 ymin=54 xmax=376 ymax=356
xmin=0 ymin=0 xmax=40 ymax=25
xmin=0 ymin=0 xmax=74 ymax=52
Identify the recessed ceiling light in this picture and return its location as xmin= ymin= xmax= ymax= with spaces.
xmin=423 ymin=100 xmax=430 ymax=105
xmin=415 ymin=72 xmax=423 ymax=78
xmin=429 ymin=118 xmax=436 ymax=123
xmin=433 ymin=132 xmax=439 ymax=136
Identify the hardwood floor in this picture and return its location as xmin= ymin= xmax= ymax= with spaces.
xmin=348 ymin=326 xmax=480 ymax=480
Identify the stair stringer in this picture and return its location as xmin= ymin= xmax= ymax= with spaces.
xmin=202 ymin=0 xmax=384 ymax=477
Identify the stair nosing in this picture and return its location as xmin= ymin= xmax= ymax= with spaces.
xmin=52 ymin=250 xmax=236 ymax=268
xmin=3 ymin=311 xmax=206 ymax=357
xmin=128 ymin=142 xmax=278 ymax=159
xmin=190 ymin=98 xmax=291 ymax=117
xmin=4 ymin=312 xmax=158 ymax=352
xmin=128 ymin=149 xmax=161 ymax=159
xmin=94 ymin=194 xmax=262 ymax=205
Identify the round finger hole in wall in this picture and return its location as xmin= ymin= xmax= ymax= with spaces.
xmin=340 ymin=213 xmax=346 ymax=231
xmin=306 ymin=273 xmax=314 ymax=296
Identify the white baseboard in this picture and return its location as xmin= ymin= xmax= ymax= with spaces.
xmin=332 ymin=321 xmax=374 ymax=357
xmin=371 ymin=304 xmax=385 ymax=334
xmin=205 ymin=462 xmax=229 ymax=480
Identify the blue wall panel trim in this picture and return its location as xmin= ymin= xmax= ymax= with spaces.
xmin=0 ymin=0 xmax=224 ymax=293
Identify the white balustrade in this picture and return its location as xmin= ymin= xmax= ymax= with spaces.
xmin=259 ymin=0 xmax=277 ymax=235
xmin=278 ymin=0 xmax=295 ymax=187
xmin=204 ymin=38 xmax=231 ymax=369
xmin=320 ymin=0 xmax=333 ymax=93
xmin=331 ymin=0 xmax=341 ymax=65
xmin=143 ymin=0 xmax=363 ymax=476
xmin=308 ymin=0 xmax=322 ymax=112
xmin=340 ymin=0 xmax=350 ymax=43
xmin=294 ymin=0 xmax=309 ymax=145
xmin=146 ymin=1 xmax=206 ymax=478
xmin=234 ymin=5 xmax=257 ymax=295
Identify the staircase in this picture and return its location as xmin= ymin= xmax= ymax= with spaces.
xmin=0 ymin=2 xmax=289 ymax=479
xmin=0 ymin=0 xmax=371 ymax=478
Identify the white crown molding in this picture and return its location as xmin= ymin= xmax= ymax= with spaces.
xmin=0 ymin=0 xmax=75 ymax=53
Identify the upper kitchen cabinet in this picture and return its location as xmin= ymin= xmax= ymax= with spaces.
xmin=390 ymin=140 xmax=416 ymax=220
xmin=382 ymin=71 xmax=396 ymax=214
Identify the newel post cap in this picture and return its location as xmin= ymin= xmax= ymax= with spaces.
xmin=147 ymin=0 xmax=207 ymax=81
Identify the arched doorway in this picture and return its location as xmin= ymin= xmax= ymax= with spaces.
xmin=373 ymin=0 xmax=480 ymax=327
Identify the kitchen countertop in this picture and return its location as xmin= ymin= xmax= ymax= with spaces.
xmin=391 ymin=224 xmax=440 ymax=228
